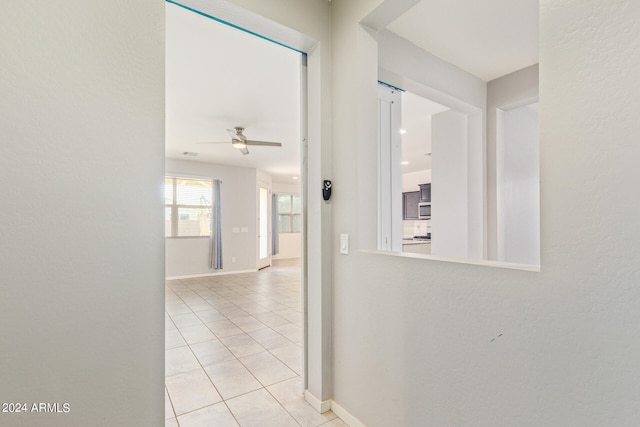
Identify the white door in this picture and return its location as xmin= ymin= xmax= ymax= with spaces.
xmin=258 ymin=186 xmax=271 ymax=269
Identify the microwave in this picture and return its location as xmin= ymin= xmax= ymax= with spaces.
xmin=418 ymin=202 xmax=431 ymax=219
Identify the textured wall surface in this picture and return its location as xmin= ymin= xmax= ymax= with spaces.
xmin=0 ymin=1 xmax=165 ymax=425
xmin=331 ymin=0 xmax=640 ymax=425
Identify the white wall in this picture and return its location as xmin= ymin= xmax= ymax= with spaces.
xmin=487 ymin=64 xmax=539 ymax=260
xmin=431 ymin=110 xmax=469 ymax=258
xmin=7 ymin=1 xmax=640 ymax=426
xmin=497 ymin=105 xmax=540 ymax=265
xmin=275 ymin=234 xmax=302 ymax=259
xmin=330 ymin=0 xmax=640 ymax=426
xmin=378 ymin=29 xmax=486 ymax=113
xmin=402 ymin=170 xmax=430 ymax=192
xmin=165 ymin=159 xmax=258 ymax=277
xmin=0 ymin=1 xmax=165 ymax=425
xmin=273 ymin=181 xmax=301 ymax=194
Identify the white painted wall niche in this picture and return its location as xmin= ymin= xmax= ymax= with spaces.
xmin=496 ymin=101 xmax=540 ymax=265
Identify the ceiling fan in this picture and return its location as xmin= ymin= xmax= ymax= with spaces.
xmin=197 ymin=126 xmax=282 ymax=155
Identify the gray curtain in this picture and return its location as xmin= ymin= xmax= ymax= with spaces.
xmin=272 ymin=193 xmax=279 ymax=256
xmin=209 ymin=180 xmax=223 ymax=269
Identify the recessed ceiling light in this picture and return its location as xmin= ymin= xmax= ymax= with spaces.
xmin=399 ymin=129 xmax=407 ymax=135
xmin=401 ymin=161 xmax=409 ymax=165
xmin=292 ymin=176 xmax=299 ymax=180
xmin=182 ymin=151 xmax=198 ymax=156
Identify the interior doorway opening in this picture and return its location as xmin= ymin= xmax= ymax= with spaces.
xmin=164 ymin=1 xmax=313 ymax=424
xmin=258 ymin=185 xmax=271 ymax=270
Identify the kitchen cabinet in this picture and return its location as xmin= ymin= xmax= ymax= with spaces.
xmin=403 ymin=191 xmax=420 ymax=220
xmin=419 ymin=183 xmax=431 ymax=202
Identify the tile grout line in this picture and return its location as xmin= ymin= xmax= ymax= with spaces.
xmin=166 ymin=262 xmax=312 ymax=426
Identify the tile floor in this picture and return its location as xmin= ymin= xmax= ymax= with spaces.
xmin=165 ymin=259 xmax=346 ymax=427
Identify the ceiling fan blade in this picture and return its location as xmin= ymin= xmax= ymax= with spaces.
xmin=239 ymin=147 xmax=250 ymax=155
xmin=245 ymin=140 xmax=282 ymax=147
xmin=227 ymin=128 xmax=238 ymax=140
xmin=196 ymin=141 xmax=228 ymax=144
xmin=227 ymin=128 xmax=247 ymax=141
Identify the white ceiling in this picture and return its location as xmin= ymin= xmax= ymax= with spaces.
xmin=166 ymin=1 xmax=538 ymax=182
xmin=386 ymin=0 xmax=539 ymax=82
xmin=166 ymin=3 xmax=301 ymax=183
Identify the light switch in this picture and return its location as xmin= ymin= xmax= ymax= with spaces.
xmin=241 ymin=227 xmax=248 ymax=233
xmin=340 ymin=234 xmax=349 ymax=255
xmin=232 ymin=227 xmax=240 ymax=233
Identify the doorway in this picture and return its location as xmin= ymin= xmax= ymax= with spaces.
xmin=258 ymin=185 xmax=271 ymax=269
xmin=164 ymin=1 xmax=315 ymax=422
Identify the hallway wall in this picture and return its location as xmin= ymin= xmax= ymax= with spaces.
xmin=0 ymin=1 xmax=165 ymax=425
xmin=330 ymin=0 xmax=640 ymax=425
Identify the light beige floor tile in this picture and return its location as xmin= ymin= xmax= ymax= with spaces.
xmin=218 ymin=307 xmax=251 ymax=319
xmin=267 ymin=377 xmax=338 ymax=427
xmin=226 ymin=389 xmax=299 ymax=427
xmin=195 ymin=309 xmax=225 ymax=323
xmin=204 ymin=359 xmax=263 ymax=399
xmin=190 ymin=339 xmax=236 ymax=367
xmin=165 ymin=417 xmax=178 ymax=427
xmin=166 ymin=303 xmax=192 ymax=316
xmin=165 ymin=317 xmax=177 ymax=331
xmin=247 ymin=328 xmax=290 ymax=350
xmin=273 ymin=308 xmax=302 ymax=323
xmin=165 ymin=387 xmax=175 ymax=420
xmin=254 ymin=312 xmax=290 ymax=328
xmin=206 ymin=319 xmax=244 ymax=338
xmin=179 ymin=324 xmax=218 ymax=345
xmin=165 ymin=260 xmax=306 ymax=425
xmin=258 ymin=301 xmax=288 ymax=311
xmin=205 ymin=299 xmax=235 ymax=309
xmin=186 ymin=302 xmax=214 ymax=313
xmin=226 ymin=296 xmax=254 ymax=305
xmin=170 ymin=312 xmax=203 ymax=328
xmin=278 ymin=298 xmax=302 ymax=309
xmin=240 ymin=351 xmax=297 ymax=386
xmin=319 ymin=418 xmax=350 ymax=426
xmin=165 ymin=346 xmax=200 ymax=377
xmin=269 ymin=342 xmax=302 ymax=374
xmin=166 ymin=368 xmax=222 ymax=416
xmin=219 ymin=334 xmax=266 ymax=358
xmin=273 ymin=323 xmax=302 ymax=344
xmin=231 ymin=315 xmax=268 ymax=333
xmin=165 ymin=329 xmax=186 ymax=350
xmin=235 ymin=302 xmax=271 ymax=315
xmin=177 ymin=402 xmax=239 ymax=427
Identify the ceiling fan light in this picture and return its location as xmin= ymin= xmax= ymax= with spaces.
xmin=231 ymin=139 xmax=246 ymax=149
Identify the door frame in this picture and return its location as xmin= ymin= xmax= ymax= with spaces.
xmin=257 ymin=183 xmax=272 ymax=270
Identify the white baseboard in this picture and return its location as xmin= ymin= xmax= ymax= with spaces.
xmin=304 ymin=390 xmax=366 ymax=427
xmin=304 ymin=390 xmax=331 ymax=413
xmin=330 ymin=400 xmax=365 ymax=427
xmin=166 ymin=269 xmax=257 ymax=280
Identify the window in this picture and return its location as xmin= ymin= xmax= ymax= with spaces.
xmin=277 ymin=194 xmax=301 ymax=233
xmin=165 ymin=176 xmax=213 ymax=237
